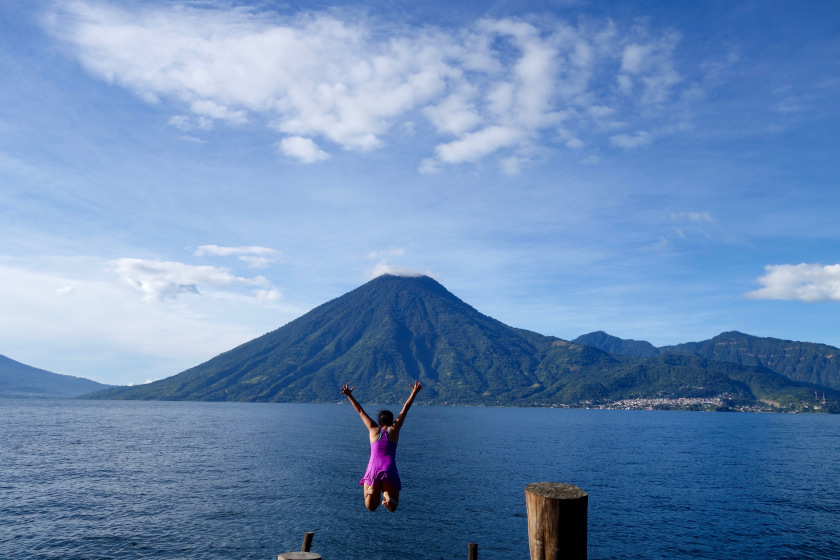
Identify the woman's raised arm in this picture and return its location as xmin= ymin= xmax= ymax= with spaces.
xmin=341 ymin=383 xmax=378 ymax=430
xmin=391 ymin=380 xmax=423 ymax=431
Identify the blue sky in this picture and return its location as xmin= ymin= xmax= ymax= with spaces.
xmin=1 ymin=0 xmax=839 ymax=385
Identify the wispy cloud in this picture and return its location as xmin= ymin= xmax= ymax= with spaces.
xmin=194 ymin=245 xmax=282 ymax=268
xmin=278 ymin=137 xmax=330 ymax=163
xmin=670 ymin=211 xmax=715 ymax=224
xmin=746 ymin=263 xmax=840 ymax=302
xmin=434 ymin=126 xmax=527 ymax=164
xmin=367 ymin=262 xmax=433 ymax=279
xmin=110 ymin=258 xmax=278 ymax=301
xmin=663 ymin=211 xmax=742 ymax=245
xmin=609 ymin=130 xmax=651 ymax=149
xmin=46 ymin=3 xmax=693 ymax=171
xmin=618 ymin=32 xmax=682 ymax=104
xmin=0 ymin=149 xmax=46 ymax=178
xmin=363 ymin=247 xmax=431 ymax=279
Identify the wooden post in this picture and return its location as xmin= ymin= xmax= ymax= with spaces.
xmin=468 ymin=542 xmax=478 ymax=560
xmin=301 ymin=532 xmax=314 ymax=552
xmin=525 ymin=482 xmax=588 ymax=560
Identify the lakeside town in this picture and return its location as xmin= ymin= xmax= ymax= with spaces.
xmin=581 ymin=394 xmax=833 ymax=413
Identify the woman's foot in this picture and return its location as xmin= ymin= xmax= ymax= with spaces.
xmin=381 ymin=491 xmax=397 ymax=512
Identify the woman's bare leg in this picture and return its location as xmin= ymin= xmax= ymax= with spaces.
xmin=381 ymin=482 xmax=400 ymax=512
xmin=363 ymin=484 xmax=381 ymax=511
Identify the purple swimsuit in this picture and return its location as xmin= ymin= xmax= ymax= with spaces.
xmin=360 ymin=427 xmax=401 ymax=490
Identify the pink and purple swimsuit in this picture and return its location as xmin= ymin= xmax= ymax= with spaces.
xmin=360 ymin=427 xmax=401 ymax=490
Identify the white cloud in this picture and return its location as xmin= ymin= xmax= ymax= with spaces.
xmin=278 ymin=136 xmax=330 ymax=163
xmin=500 ymin=156 xmax=524 ymax=175
xmin=746 ymin=264 xmax=840 ymax=302
xmin=255 ymin=288 xmax=281 ymax=303
xmin=169 ymin=115 xmax=194 ymax=131
xmin=617 ymin=74 xmax=634 ymax=95
xmin=56 ymin=286 xmax=76 ymax=296
xmin=47 ymin=3 xmax=689 ymax=168
xmin=610 ymin=130 xmax=651 ymax=149
xmin=237 ymin=255 xmax=277 ymax=269
xmin=423 ymin=88 xmax=482 ymax=136
xmin=367 ymin=262 xmax=433 ymax=279
xmin=435 ymin=126 xmax=526 ymax=163
xmin=566 ymin=137 xmax=584 ymax=149
xmin=194 ymin=245 xmax=276 ymax=257
xmin=178 ymin=134 xmax=206 ymax=144
xmin=190 ymin=100 xmax=248 ymax=124
xmin=363 ymin=250 xmax=436 ymax=281
xmin=110 ymin=258 xmax=276 ymax=301
xmin=619 ymin=33 xmax=682 ymax=104
xmin=194 ymin=245 xmax=281 ymax=267
xmin=418 ymin=157 xmax=441 ymax=174
xmin=588 ymin=105 xmax=614 ymax=119
xmin=621 ymin=43 xmax=655 ymax=74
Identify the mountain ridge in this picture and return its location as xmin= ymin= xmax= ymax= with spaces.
xmin=577 ymin=329 xmax=840 ymax=391
xmin=0 ymin=354 xmax=111 ymax=398
xmin=573 ymin=331 xmax=660 ymax=357
xmin=85 ymin=275 xmax=840 ymax=412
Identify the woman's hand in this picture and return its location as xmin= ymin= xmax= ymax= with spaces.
xmin=340 ymin=383 xmax=354 ymax=396
xmin=409 ymin=380 xmax=423 ymax=393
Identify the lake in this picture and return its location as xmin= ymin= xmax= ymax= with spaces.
xmin=1 ymin=399 xmax=839 ymax=559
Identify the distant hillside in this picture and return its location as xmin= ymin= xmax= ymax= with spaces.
xmin=574 ymin=330 xmax=840 ymax=393
xmin=0 ymin=355 xmax=111 ymax=397
xmin=85 ymin=275 xmax=840 ymax=412
xmin=573 ymin=331 xmax=660 ymax=357
xmin=660 ymin=331 xmax=840 ymax=390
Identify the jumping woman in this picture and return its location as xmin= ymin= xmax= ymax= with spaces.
xmin=340 ymin=380 xmax=423 ymax=512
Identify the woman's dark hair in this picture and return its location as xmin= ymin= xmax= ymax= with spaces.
xmin=377 ymin=409 xmax=394 ymax=427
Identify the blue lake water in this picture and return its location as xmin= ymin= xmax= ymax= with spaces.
xmin=1 ymin=399 xmax=839 ymax=560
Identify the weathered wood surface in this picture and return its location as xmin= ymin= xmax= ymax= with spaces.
xmin=468 ymin=542 xmax=478 ymax=560
xmin=526 ymin=482 xmax=588 ymax=560
xmin=277 ymin=552 xmax=321 ymax=560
